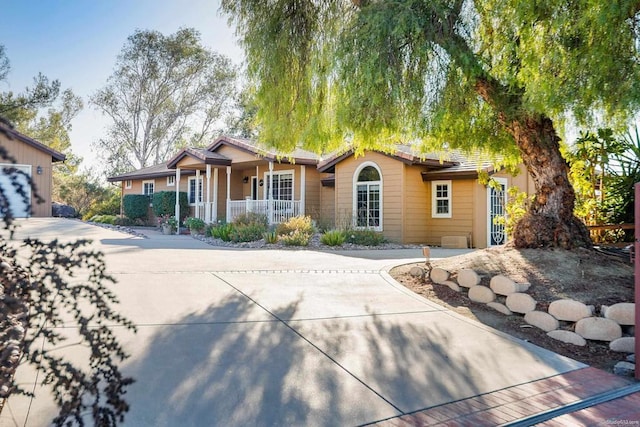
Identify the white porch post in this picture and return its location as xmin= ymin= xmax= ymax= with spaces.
xmin=268 ymin=161 xmax=274 ymax=224
xmin=174 ymin=168 xmax=181 ymax=234
xmin=300 ymin=165 xmax=306 ymax=215
xmin=213 ymin=168 xmax=219 ymax=222
xmin=195 ymin=169 xmax=201 ymax=219
xmin=205 ymin=165 xmax=212 ymax=223
xmin=226 ymin=166 xmax=231 ymax=222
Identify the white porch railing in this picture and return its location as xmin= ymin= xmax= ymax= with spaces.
xmin=227 ymin=199 xmax=302 ymax=224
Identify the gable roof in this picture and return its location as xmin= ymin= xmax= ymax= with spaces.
xmin=166 ymin=147 xmax=232 ymax=169
xmin=0 ymin=117 xmax=66 ymax=162
xmin=317 ymin=145 xmax=456 ymax=173
xmin=208 ymin=135 xmax=321 ymax=165
xmin=106 ymin=162 xmax=195 ymax=182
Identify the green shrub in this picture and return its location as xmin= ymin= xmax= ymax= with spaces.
xmin=320 ymin=230 xmax=346 ymax=246
xmin=185 ymin=217 xmax=206 ymax=233
xmin=230 ymin=223 xmax=267 ymax=242
xmin=152 ymin=191 xmax=189 ymax=219
xmin=208 ymin=223 xmax=234 ymax=241
xmin=114 ymin=216 xmax=135 ymax=226
xmin=123 ymin=194 xmax=149 ymax=220
xmin=90 ymin=214 xmax=117 ymax=225
xmin=280 ymin=229 xmax=311 ymax=246
xmin=345 ymin=229 xmax=387 ymax=246
xmin=276 ymin=215 xmax=314 ymax=236
xmin=233 ymin=212 xmax=268 ymax=227
xmin=263 ymin=230 xmax=278 ymax=244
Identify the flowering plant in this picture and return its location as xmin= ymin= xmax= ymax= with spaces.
xmin=158 ymin=214 xmax=178 ymax=230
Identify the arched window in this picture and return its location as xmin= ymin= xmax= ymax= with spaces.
xmin=353 ymin=162 xmax=382 ymax=231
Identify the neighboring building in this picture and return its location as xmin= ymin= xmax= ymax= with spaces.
xmin=108 ymin=136 xmax=533 ymax=248
xmin=0 ymin=118 xmax=66 ymax=218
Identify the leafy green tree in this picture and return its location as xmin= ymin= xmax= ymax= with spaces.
xmin=92 ymin=28 xmax=238 ymax=176
xmin=54 ymin=172 xmax=118 ymax=219
xmin=222 ymin=1 xmax=640 ymax=249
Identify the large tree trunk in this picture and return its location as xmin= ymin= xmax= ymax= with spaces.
xmin=507 ymin=115 xmax=592 ymax=249
xmin=475 ymin=79 xmax=592 ymax=249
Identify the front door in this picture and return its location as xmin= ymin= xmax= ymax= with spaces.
xmin=487 ymin=178 xmax=508 ymax=246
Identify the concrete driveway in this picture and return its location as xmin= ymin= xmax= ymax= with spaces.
xmin=1 ymin=219 xmax=584 ymax=426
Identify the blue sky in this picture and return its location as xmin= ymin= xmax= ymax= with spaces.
xmin=0 ymin=0 xmax=243 ymax=173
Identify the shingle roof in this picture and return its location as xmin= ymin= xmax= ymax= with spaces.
xmin=166 ymin=147 xmax=232 ymax=169
xmin=0 ymin=117 xmax=66 ymax=162
xmin=106 ymin=162 xmax=195 ymax=182
xmin=208 ymin=135 xmax=321 ymax=165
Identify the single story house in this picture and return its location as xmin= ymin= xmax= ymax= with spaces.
xmin=0 ymin=118 xmax=66 ymax=218
xmin=108 ymin=135 xmax=325 ymax=226
xmin=108 ymin=135 xmax=534 ymax=248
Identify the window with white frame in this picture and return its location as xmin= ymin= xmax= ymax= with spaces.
xmin=353 ymin=163 xmax=382 ymax=231
xmin=432 ymin=180 xmax=452 ymax=218
xmin=167 ymin=175 xmax=175 ymax=186
xmin=188 ymin=176 xmax=203 ymax=205
xmin=125 ymin=180 xmax=132 ymax=189
xmin=265 ymin=171 xmax=293 ymax=200
xmin=142 ymin=180 xmax=154 ymax=197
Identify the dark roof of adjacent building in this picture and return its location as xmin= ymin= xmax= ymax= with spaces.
xmin=0 ymin=117 xmax=66 ymax=162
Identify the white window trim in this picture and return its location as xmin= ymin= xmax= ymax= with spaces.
xmin=263 ymin=169 xmax=295 ymax=201
xmin=125 ymin=180 xmax=132 ymax=189
xmin=187 ymin=176 xmax=204 ymax=206
xmin=167 ymin=175 xmax=175 ymax=186
xmin=142 ymin=180 xmax=155 ymax=196
xmin=352 ymin=161 xmax=383 ymax=232
xmin=432 ymin=180 xmax=452 ymax=219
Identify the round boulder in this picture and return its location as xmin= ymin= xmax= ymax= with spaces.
xmin=430 ymin=268 xmax=450 ymax=284
xmin=548 ymin=299 xmax=592 ymax=322
xmin=489 ymin=275 xmax=518 ymax=296
xmin=547 ymin=330 xmax=587 ymax=346
xmin=442 ymin=280 xmax=461 ymax=292
xmin=505 ymin=293 xmax=537 ymax=314
xmin=487 ymin=302 xmax=513 ymax=316
xmin=604 ymin=303 xmax=635 ymax=326
xmin=468 ymin=286 xmax=496 ymax=303
xmin=457 ymin=269 xmax=480 ymax=288
xmin=575 ymin=317 xmax=622 ymax=342
xmin=409 ymin=266 xmax=425 ymax=278
xmin=609 ymin=337 xmax=635 ymax=353
xmin=524 ymin=311 xmax=560 ymax=332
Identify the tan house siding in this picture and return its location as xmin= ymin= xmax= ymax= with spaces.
xmin=424 ymin=180 xmax=475 ymax=247
xmin=304 ymin=166 xmax=322 ymax=221
xmin=319 ymin=184 xmax=336 ymax=229
xmin=335 ymin=152 xmax=405 ymax=243
xmin=402 ymin=164 xmax=430 ymax=244
xmin=1 ymin=133 xmax=55 ymax=217
xmin=217 ymin=145 xmax=258 ymax=163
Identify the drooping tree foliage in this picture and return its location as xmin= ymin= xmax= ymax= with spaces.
xmin=92 ymin=28 xmax=238 ymax=176
xmin=222 ymin=0 xmax=640 ymax=249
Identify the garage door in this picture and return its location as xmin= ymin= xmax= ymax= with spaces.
xmin=0 ymin=164 xmax=31 ymax=218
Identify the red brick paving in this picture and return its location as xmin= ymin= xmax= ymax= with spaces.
xmin=373 ymin=367 xmax=637 ymax=426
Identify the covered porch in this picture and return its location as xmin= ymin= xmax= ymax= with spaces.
xmin=167 ymin=147 xmax=307 ymax=225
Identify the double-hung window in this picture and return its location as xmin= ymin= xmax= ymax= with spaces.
xmin=188 ymin=176 xmax=203 ymax=205
xmin=266 ymin=171 xmax=293 ymax=201
xmin=167 ymin=175 xmax=175 ymax=186
xmin=142 ymin=180 xmax=154 ymax=197
xmin=432 ymin=180 xmax=452 ymax=218
xmin=125 ymin=180 xmax=132 ymax=189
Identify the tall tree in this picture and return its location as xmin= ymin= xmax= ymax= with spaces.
xmin=92 ymin=28 xmax=238 ymax=176
xmin=222 ymin=0 xmax=640 ymax=249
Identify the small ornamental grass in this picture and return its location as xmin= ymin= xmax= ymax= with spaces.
xmin=345 ymin=229 xmax=387 ymax=246
xmin=276 ymin=216 xmax=315 ymax=246
xmin=263 ymin=230 xmax=278 ymax=244
xmin=208 ymin=222 xmax=234 ymax=241
xmin=89 ymin=214 xmax=117 ymax=225
xmin=320 ymin=229 xmax=346 ymax=246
